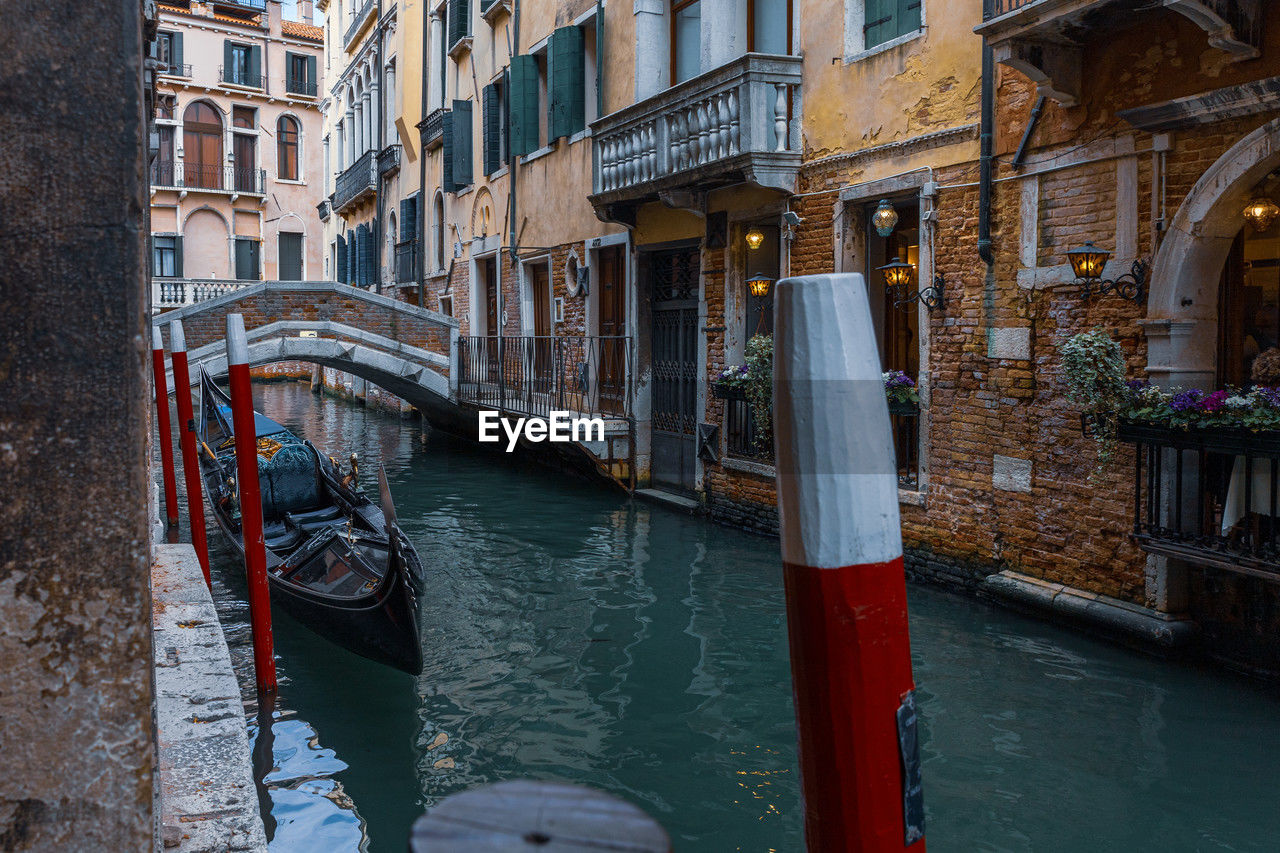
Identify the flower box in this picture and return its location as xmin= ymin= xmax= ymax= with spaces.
xmin=1115 ymin=419 xmax=1280 ymax=456
xmin=888 ymin=400 xmax=919 ymax=417
xmin=713 ymin=382 xmax=747 ymax=401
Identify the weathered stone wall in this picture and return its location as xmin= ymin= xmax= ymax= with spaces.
xmin=0 ymin=0 xmax=155 ymax=845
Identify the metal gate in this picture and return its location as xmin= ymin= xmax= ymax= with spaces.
xmin=649 ymin=248 xmax=700 ymax=493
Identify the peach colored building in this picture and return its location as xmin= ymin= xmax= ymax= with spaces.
xmin=150 ymin=0 xmax=325 ymax=304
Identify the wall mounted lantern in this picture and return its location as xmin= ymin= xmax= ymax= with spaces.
xmin=747 ymin=273 xmax=774 ymax=333
xmin=1065 ymin=241 xmax=1148 ymax=301
xmin=1243 ymin=197 xmax=1280 ymax=232
xmin=872 ymin=199 xmax=899 ymax=237
xmin=876 ymin=257 xmax=944 ymax=312
xmin=745 ymin=228 xmax=765 ymax=250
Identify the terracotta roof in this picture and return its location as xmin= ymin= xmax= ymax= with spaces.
xmin=282 ymin=19 xmax=323 ymax=41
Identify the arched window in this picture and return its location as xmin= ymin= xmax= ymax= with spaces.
xmin=183 ymin=101 xmax=223 ymax=189
xmin=433 ymin=192 xmax=446 ymax=273
xmin=277 ymin=116 xmax=300 ymax=181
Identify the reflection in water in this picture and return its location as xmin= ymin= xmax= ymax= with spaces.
xmin=164 ymin=382 xmax=1280 ymax=853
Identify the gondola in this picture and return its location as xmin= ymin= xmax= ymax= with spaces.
xmin=196 ymin=368 xmax=424 ymax=675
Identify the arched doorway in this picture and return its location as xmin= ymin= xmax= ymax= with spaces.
xmin=1218 ymin=171 xmax=1280 ymax=388
xmin=183 ymin=101 xmax=223 ymax=189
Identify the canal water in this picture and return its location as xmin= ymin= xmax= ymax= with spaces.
xmin=167 ymin=381 xmax=1280 ymax=852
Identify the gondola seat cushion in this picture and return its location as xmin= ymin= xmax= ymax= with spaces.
xmin=259 ymin=440 xmax=323 ymax=519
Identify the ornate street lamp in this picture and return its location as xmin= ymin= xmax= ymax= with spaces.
xmin=1065 ymin=241 xmax=1148 ymax=301
xmin=745 ymin=228 xmax=765 ymax=250
xmin=1243 ymin=197 xmax=1280 ymax=232
xmin=872 ymin=199 xmax=899 ymax=237
xmin=876 ymin=257 xmax=944 ymax=312
xmin=747 ymin=272 xmax=774 ymax=333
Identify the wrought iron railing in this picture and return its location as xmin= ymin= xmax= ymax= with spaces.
xmin=159 ymin=63 xmax=193 ymax=78
xmin=1119 ymin=421 xmax=1280 ymax=581
xmin=420 ymin=107 xmax=447 ymax=149
xmin=317 ymin=198 xmax=331 ymax=220
xmin=986 ymin=0 xmax=1039 ymax=17
xmin=150 ymin=161 xmax=265 ymax=194
xmin=378 ymin=143 xmax=402 ymax=176
xmin=459 ymin=336 xmax=633 ymax=420
xmin=891 ymin=403 xmax=921 ymax=490
xmin=219 ymin=65 xmax=262 ymax=88
xmin=212 ymin=0 xmax=266 ymax=11
xmin=286 ymin=76 xmax=318 ymax=97
xmin=394 ymin=241 xmax=418 ymax=284
xmin=333 ymin=149 xmax=377 ymax=212
xmin=723 ymin=393 xmax=773 ymax=462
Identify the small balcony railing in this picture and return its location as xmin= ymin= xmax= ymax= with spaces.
xmin=212 ymin=0 xmax=266 ymax=11
xmin=152 ymin=278 xmax=255 ymax=309
xmin=220 ymin=65 xmax=262 ymax=89
xmin=333 ymin=149 xmax=377 ymax=213
xmin=378 ymin=143 xmax=401 ymax=177
xmin=286 ymin=76 xmax=318 ymax=97
xmin=394 ymin=240 xmax=418 ymax=284
xmin=985 ymin=0 xmax=1039 ymax=17
xmin=890 ymin=403 xmax=921 ymax=491
xmin=344 ymin=0 xmax=377 ymax=48
xmin=591 ymin=53 xmax=802 ymax=205
xmin=317 ymin=198 xmax=331 ymax=220
xmin=1119 ymin=421 xmax=1280 ymax=581
xmin=150 ymin=160 xmax=265 ymax=194
xmin=158 ymin=63 xmax=192 ymax=78
xmin=459 ymin=336 xmax=633 ymax=421
xmin=419 ymin=107 xmax=447 ymax=150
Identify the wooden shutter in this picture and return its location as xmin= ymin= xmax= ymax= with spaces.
xmin=306 ymin=54 xmax=317 ymax=91
xmin=447 ymin=0 xmax=470 ymax=49
xmin=864 ymin=0 xmax=890 ymax=49
xmin=442 ymin=110 xmax=455 ymax=192
xmin=148 ymin=235 xmax=156 ymax=275
xmin=508 ymin=55 xmax=538 ymax=156
xmin=223 ymin=40 xmax=234 ymax=84
xmin=337 ymin=234 xmax=348 ymax=283
xmin=550 ymin=26 xmax=585 ymax=140
xmin=249 ymin=45 xmax=262 ymax=86
xmin=452 ymin=99 xmax=473 ymax=188
xmin=897 ymin=0 xmax=921 ymax=38
xmin=173 ymin=33 xmax=184 ymax=70
xmin=174 ymin=236 xmax=184 ymax=277
xmin=400 ymin=196 xmax=418 ymax=242
xmin=482 ymin=81 xmax=501 ymax=175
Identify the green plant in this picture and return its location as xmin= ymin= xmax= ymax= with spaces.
xmin=1062 ymin=329 xmax=1127 ymax=474
xmin=743 ymin=334 xmax=773 ymax=449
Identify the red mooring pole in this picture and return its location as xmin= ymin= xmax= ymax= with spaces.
xmin=773 ymin=274 xmax=925 ymax=852
xmin=169 ymin=320 xmax=211 ymax=586
xmin=152 ymin=326 xmax=180 ymax=526
xmin=226 ymin=313 xmax=278 ymax=694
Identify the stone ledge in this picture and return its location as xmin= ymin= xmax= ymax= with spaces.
xmin=980 ymin=569 xmax=1201 ymax=651
xmin=153 ymin=544 xmax=266 ymax=853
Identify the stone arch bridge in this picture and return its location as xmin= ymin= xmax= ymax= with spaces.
xmin=152 ymin=281 xmax=461 ymax=424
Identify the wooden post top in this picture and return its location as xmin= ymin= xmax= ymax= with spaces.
xmin=409 ymin=780 xmax=670 ymax=852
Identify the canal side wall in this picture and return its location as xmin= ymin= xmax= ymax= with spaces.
xmin=152 ymin=544 xmax=267 ymax=853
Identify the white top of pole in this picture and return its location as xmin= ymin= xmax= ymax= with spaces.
xmin=168 ymin=319 xmax=186 ymax=354
xmin=151 ymin=325 xmax=163 ymax=352
xmin=226 ymin=313 xmax=249 ymax=367
xmin=773 ymin=273 xmax=903 ymax=569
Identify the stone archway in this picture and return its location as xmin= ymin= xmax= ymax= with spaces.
xmin=1145 ymin=117 xmax=1280 ymax=389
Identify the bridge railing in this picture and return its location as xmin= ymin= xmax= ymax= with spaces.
xmin=153 ymin=278 xmax=257 ymax=309
xmin=458 ymin=335 xmax=632 ymax=421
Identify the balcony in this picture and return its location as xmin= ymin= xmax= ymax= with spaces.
xmin=219 ymin=65 xmax=262 ymax=90
xmin=317 ymin=198 xmax=331 ymax=220
xmin=343 ymin=0 xmax=377 ymax=49
xmin=150 ymin=160 xmax=265 ymax=195
xmin=210 ymin=0 xmax=266 ymax=20
xmin=286 ymin=76 xmax=318 ymax=97
xmin=333 ymin=149 xmax=377 ymax=213
xmin=1119 ymin=421 xmax=1280 ymax=582
xmin=459 ymin=336 xmax=633 ymax=421
xmin=158 ymin=63 xmax=192 ymax=78
xmin=378 ymin=143 xmax=401 ymax=177
xmin=394 ymin=240 xmax=418 ymax=285
xmin=589 ymin=54 xmax=802 ymax=224
xmin=975 ymin=0 xmax=1262 ymax=106
xmin=418 ymin=107 xmax=447 ymax=150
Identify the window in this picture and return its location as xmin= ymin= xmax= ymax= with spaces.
xmin=151 ymin=235 xmax=182 ymax=277
xmin=443 ymin=99 xmax=473 ymax=191
xmin=749 ymin=0 xmax=790 ymax=54
xmin=385 ymin=60 xmax=397 ymax=142
xmin=286 ymin=51 xmax=317 ymax=96
xmin=853 ymin=0 xmax=921 ymax=54
xmin=278 ymin=116 xmax=300 ymax=180
xmin=234 ymin=237 xmax=261 ymax=280
xmin=742 ymin=222 xmax=779 ymax=338
xmin=671 ymin=0 xmax=701 ymax=84
xmin=182 ymin=101 xmax=223 ymax=189
xmin=279 ymin=232 xmax=303 ymax=280
xmin=232 ymin=107 xmax=258 ymax=192
xmin=482 ymin=76 xmax=507 ymax=175
xmin=432 ymin=193 xmax=446 ymax=272
xmin=447 ymin=0 xmax=471 ymax=53
xmin=223 ymin=41 xmax=261 ymax=87
xmin=152 ymin=125 xmax=175 ymax=186
xmin=154 ymin=31 xmax=184 ymax=74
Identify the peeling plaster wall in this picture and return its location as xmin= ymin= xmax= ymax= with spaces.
xmin=0 ymin=0 xmax=155 ymax=847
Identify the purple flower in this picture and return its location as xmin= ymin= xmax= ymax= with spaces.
xmin=1126 ymin=379 xmax=1150 ymax=392
xmin=1258 ymin=387 xmax=1280 ymax=408
xmin=1169 ymin=389 xmax=1205 ymax=413
xmin=1202 ymin=390 xmax=1229 ymax=413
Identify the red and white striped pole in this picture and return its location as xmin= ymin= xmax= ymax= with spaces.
xmin=169 ymin=320 xmax=211 ymax=586
xmin=226 ymin=313 xmax=278 ymax=695
xmin=773 ymin=274 xmax=925 ymax=852
xmin=152 ymin=326 xmax=180 ymax=526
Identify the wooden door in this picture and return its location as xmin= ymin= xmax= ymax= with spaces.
xmin=598 ymin=245 xmax=626 ymax=414
xmin=483 ymin=256 xmax=499 ymax=383
xmin=531 ymin=262 xmax=552 ymax=393
xmin=183 ymin=102 xmax=223 ymax=189
xmin=649 ymin=247 xmax=699 ymax=493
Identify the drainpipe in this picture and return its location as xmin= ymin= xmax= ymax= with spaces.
xmin=374 ymin=2 xmax=384 ymax=294
xmin=1012 ymin=95 xmax=1044 ymax=171
xmin=508 ymin=0 xmax=520 ymax=270
xmin=977 ymin=2 xmax=995 ymax=267
xmin=418 ymin=0 xmax=430 ymax=308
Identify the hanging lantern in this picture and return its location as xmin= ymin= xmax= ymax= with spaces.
xmin=872 ymin=199 xmax=899 ymax=237
xmin=747 ymin=273 xmax=774 ymax=298
xmin=1243 ymin=197 xmax=1280 ymax=232
xmin=1065 ymin=242 xmax=1111 ymax=282
xmin=876 ymin=256 xmax=914 ymax=289
xmin=745 ymin=228 xmax=765 ymax=250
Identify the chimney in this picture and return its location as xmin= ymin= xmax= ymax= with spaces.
xmin=297 ymin=0 xmax=314 ymax=22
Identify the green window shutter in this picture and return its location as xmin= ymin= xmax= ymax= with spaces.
xmin=249 ymin=45 xmax=262 ymax=86
xmin=453 ymin=99 xmax=473 ymax=187
xmin=508 ymin=54 xmax=538 ymax=156
xmin=285 ymin=50 xmax=296 ymax=88
xmin=235 ymin=238 xmax=259 ymax=280
xmin=174 ymin=33 xmax=184 ymax=70
xmin=442 ymin=109 xmax=455 ymax=192
xmin=174 ymin=236 xmax=184 ymax=277
xmin=400 ymin=197 xmax=413 ymax=241
xmin=148 ymin=235 xmax=156 ymax=274
xmin=550 ymin=26 xmax=585 ymax=140
xmin=897 ymin=0 xmax=921 ymax=38
xmin=337 ymin=234 xmax=348 ymax=283
xmin=482 ymin=81 xmax=501 ymax=175
xmin=448 ymin=0 xmax=470 ymax=49
xmin=306 ymin=54 xmax=317 ymax=90
xmin=864 ymin=0 xmax=889 ymax=49
xmin=223 ymin=40 xmax=234 ymax=83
